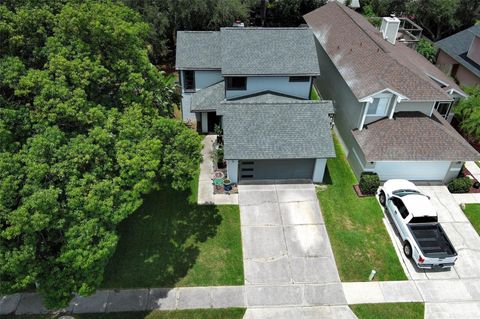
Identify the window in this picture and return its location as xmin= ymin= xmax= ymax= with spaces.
xmin=435 ymin=101 xmax=452 ymax=118
xmin=392 ymin=197 xmax=409 ymax=219
xmin=289 ymin=76 xmax=310 ymax=82
xmin=184 ymin=71 xmax=195 ymax=91
xmin=367 ymin=96 xmax=390 ymax=116
xmin=410 ymin=216 xmax=438 ymax=223
xmin=226 ymin=77 xmax=247 ymax=90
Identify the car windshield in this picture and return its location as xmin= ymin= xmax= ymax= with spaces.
xmin=410 ymin=216 xmax=438 ymax=223
xmin=392 ymin=189 xmax=421 ymax=197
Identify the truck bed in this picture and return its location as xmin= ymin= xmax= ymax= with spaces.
xmin=408 ymin=223 xmax=457 ymax=258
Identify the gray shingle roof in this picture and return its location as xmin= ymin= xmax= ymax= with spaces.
xmin=352 ymin=112 xmax=480 ymax=161
xmin=436 ymin=25 xmax=480 ymax=78
xmin=304 ymin=2 xmax=464 ymax=101
xmin=175 ymin=31 xmax=221 ymax=69
xmin=191 ymin=81 xmax=225 ymax=112
xmin=220 ymin=28 xmax=321 ymax=76
xmin=218 ymin=100 xmax=335 ymax=160
xmin=175 ymin=28 xmax=321 ymax=76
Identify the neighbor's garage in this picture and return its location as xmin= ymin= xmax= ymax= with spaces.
xmin=238 ymin=159 xmax=315 ymax=181
xmin=373 ymin=161 xmax=454 ymax=181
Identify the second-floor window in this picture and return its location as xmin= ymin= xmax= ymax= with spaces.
xmin=184 ymin=71 xmax=195 ymax=91
xmin=435 ymin=101 xmax=452 ymax=118
xmin=367 ymin=96 xmax=390 ymax=116
xmin=226 ymin=77 xmax=247 ymax=90
xmin=289 ymin=76 xmax=310 ymax=82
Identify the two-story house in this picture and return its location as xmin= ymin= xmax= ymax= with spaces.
xmin=304 ymin=2 xmax=479 ymax=182
xmin=176 ymin=27 xmax=335 ymax=183
xmin=436 ymin=25 xmax=480 ymax=87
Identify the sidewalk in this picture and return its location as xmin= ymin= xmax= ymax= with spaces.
xmin=1 ymin=286 xmax=245 ymax=315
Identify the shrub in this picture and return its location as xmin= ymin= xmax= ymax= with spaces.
xmin=448 ymin=177 xmax=473 ymax=193
xmin=359 ymin=172 xmax=380 ymax=195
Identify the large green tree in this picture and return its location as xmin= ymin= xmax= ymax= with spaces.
xmin=0 ymin=0 xmax=202 ymax=309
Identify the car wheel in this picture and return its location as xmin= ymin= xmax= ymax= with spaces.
xmin=403 ymin=242 xmax=412 ymax=258
xmin=379 ymin=191 xmax=386 ymax=207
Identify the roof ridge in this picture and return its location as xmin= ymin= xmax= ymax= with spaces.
xmin=335 ymin=2 xmax=388 ymax=54
xmin=221 ymin=27 xmax=310 ymax=30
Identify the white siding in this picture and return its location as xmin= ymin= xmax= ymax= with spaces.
xmin=313 ymin=158 xmax=327 ymax=183
xmin=369 ymin=161 xmax=452 ymax=181
xmin=395 ymin=101 xmax=435 ymax=116
xmin=226 ymin=76 xmax=311 ymax=99
xmin=226 ymin=160 xmax=239 ymax=183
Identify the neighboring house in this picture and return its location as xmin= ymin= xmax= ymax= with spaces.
xmin=436 ymin=25 xmax=480 ymax=87
xmin=304 ymin=2 xmax=479 ymax=183
xmin=175 ymin=27 xmax=335 ymax=183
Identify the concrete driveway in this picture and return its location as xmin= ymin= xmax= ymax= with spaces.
xmin=382 ymin=185 xmax=480 ymax=281
xmin=238 ymin=182 xmax=351 ymax=317
xmin=380 ymin=185 xmax=480 ymax=318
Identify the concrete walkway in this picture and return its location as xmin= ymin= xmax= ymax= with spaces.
xmin=198 ymin=135 xmax=238 ymax=205
xmin=238 ymin=183 xmax=348 ymax=317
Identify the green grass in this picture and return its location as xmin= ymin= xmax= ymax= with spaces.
xmin=316 ymin=135 xmax=407 ymax=281
xmin=463 ymin=204 xmax=480 ymax=235
xmin=350 ymin=303 xmax=424 ymax=319
xmin=476 ymin=161 xmax=480 ymax=169
xmin=101 ymin=166 xmax=243 ymax=288
xmin=310 ymin=85 xmax=320 ymax=100
xmin=0 ymin=309 xmax=246 ymax=319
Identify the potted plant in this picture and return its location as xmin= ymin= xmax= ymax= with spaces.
xmin=223 ymin=178 xmax=232 ymax=192
xmin=211 ymin=146 xmax=225 ymax=169
xmin=214 ymin=124 xmax=223 ymax=145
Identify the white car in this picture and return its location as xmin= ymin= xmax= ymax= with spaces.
xmin=379 ymin=179 xmax=457 ymax=269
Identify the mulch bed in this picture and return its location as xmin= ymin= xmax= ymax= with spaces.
xmin=461 ymin=166 xmax=480 ymax=194
xmin=353 ymin=184 xmax=375 ymax=197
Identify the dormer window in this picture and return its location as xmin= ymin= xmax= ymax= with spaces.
xmin=367 ymin=96 xmax=391 ymax=116
xmin=226 ymin=77 xmax=247 ymax=90
xmin=184 ymin=71 xmax=195 ymax=91
xmin=435 ymin=101 xmax=452 ymax=118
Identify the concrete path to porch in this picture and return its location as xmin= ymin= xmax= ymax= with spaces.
xmin=238 ymin=182 xmax=350 ymax=318
xmin=198 ymin=134 xmax=238 ymax=205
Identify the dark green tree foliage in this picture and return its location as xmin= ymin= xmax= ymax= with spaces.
xmin=0 ymin=0 xmax=202 ymax=309
xmin=416 ymin=38 xmax=437 ymax=63
xmin=455 ymin=86 xmax=480 ymax=141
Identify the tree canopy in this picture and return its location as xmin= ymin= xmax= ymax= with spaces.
xmin=0 ymin=0 xmax=202 ymax=309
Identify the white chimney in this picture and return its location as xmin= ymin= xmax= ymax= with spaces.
xmin=380 ymin=15 xmax=400 ymax=45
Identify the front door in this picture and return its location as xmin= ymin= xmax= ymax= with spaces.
xmin=207 ymin=112 xmax=221 ymax=133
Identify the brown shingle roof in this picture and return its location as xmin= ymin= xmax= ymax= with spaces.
xmin=304 ymin=2 xmax=464 ymax=102
xmin=352 ymin=112 xmax=479 ymax=161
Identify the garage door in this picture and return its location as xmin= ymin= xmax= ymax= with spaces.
xmin=374 ymin=161 xmax=451 ymax=181
xmin=239 ymin=159 xmax=315 ymax=181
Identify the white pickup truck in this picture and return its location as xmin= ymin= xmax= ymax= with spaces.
xmin=379 ymin=179 xmax=457 ymax=269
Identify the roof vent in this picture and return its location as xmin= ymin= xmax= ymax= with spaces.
xmin=232 ymin=19 xmax=244 ymax=27
xmin=380 ymin=15 xmax=400 ymax=45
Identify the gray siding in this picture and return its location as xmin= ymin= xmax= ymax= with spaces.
xmin=313 ymin=39 xmax=364 ymax=157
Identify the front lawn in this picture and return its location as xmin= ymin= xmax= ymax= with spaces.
xmin=0 ymin=309 xmax=246 ymax=319
xmin=463 ymin=204 xmax=480 ymax=235
xmin=350 ymin=303 xmax=424 ymax=319
xmin=310 ymin=85 xmax=320 ymax=100
xmin=316 ymin=135 xmax=406 ymax=281
xmin=476 ymin=161 xmax=480 ymax=169
xmin=102 ymin=169 xmax=243 ymax=288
